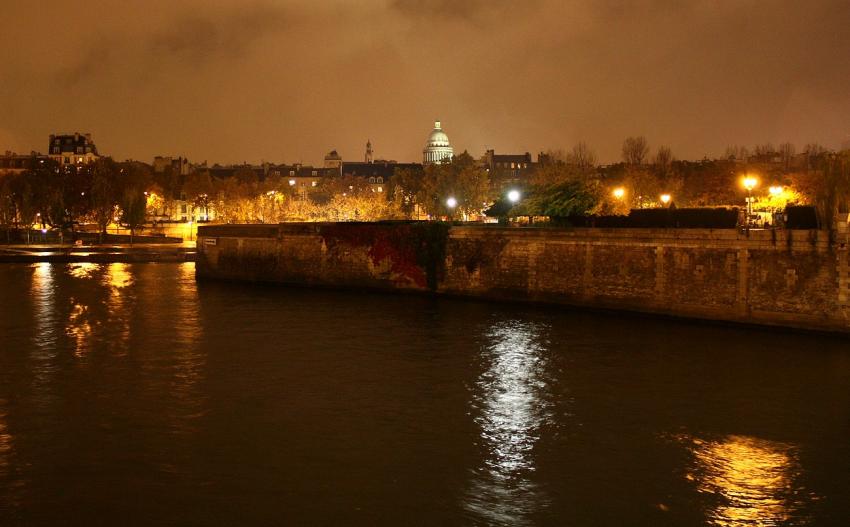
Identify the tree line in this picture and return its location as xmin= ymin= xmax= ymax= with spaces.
xmin=2 ymin=137 xmax=848 ymax=239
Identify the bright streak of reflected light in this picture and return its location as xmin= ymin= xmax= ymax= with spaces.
xmin=465 ymin=320 xmax=553 ymax=526
xmin=682 ymin=434 xmax=815 ymax=526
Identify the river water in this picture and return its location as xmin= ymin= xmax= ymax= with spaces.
xmin=0 ymin=262 xmax=848 ymax=526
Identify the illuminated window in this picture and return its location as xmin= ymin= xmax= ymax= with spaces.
xmin=289 ymin=170 xmax=295 ymax=176
xmin=311 ymin=170 xmax=317 ymax=176
xmin=377 ymin=186 xmax=383 ymax=192
xmin=311 ymin=181 xmax=317 ymax=187
xmin=289 ymin=179 xmax=296 ymax=186
xmin=369 ymin=177 xmax=375 ymax=183
xmin=377 ymin=177 xmax=383 ymax=183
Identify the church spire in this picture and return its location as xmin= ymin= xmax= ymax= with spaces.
xmin=365 ymin=139 xmax=373 ymax=163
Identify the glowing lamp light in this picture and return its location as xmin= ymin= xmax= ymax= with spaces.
xmin=742 ymin=176 xmax=758 ymax=191
xmin=660 ymin=194 xmax=671 ymax=204
xmin=612 ymin=187 xmax=625 ymax=199
xmin=507 ymin=189 xmax=521 ymax=203
xmin=288 ymin=179 xmax=296 ymax=186
xmin=769 ymin=186 xmax=784 ymax=196
xmin=446 ymin=197 xmax=458 ymax=209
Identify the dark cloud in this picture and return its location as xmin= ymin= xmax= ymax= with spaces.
xmin=59 ymin=3 xmax=290 ymax=86
xmin=1 ymin=0 xmax=849 ymax=164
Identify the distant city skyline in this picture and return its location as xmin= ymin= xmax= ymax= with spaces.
xmin=1 ymin=1 xmax=849 ymax=164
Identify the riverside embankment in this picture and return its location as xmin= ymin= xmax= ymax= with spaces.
xmin=0 ymin=244 xmax=196 ymax=263
xmin=196 ymin=222 xmax=850 ymax=333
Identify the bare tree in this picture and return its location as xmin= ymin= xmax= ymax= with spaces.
xmin=654 ymin=146 xmax=674 ymax=172
xmin=754 ymin=143 xmax=776 ymax=158
xmin=622 ymin=136 xmax=650 ymax=165
xmin=779 ymin=142 xmax=796 ymax=170
xmin=723 ymin=145 xmax=749 ymax=161
xmin=804 ymin=143 xmax=826 ymax=170
xmin=567 ymin=142 xmax=597 ymax=170
xmin=653 ymin=146 xmax=675 ymax=178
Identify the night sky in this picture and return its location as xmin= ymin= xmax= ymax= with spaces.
xmin=1 ymin=0 xmax=849 ymax=164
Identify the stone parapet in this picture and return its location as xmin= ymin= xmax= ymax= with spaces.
xmin=197 ymin=223 xmax=850 ymax=333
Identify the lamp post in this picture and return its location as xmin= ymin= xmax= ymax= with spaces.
xmin=446 ymin=196 xmax=457 ymax=221
xmin=660 ymin=194 xmax=672 ymax=207
xmin=742 ymin=176 xmax=758 ymax=231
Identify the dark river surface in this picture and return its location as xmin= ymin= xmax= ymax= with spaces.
xmin=0 ymin=262 xmax=848 ymax=526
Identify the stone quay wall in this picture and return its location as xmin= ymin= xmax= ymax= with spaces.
xmin=196 ymin=222 xmax=850 ymax=333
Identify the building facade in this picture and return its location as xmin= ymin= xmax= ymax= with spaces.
xmin=153 ymin=156 xmax=190 ymax=175
xmin=0 ymin=152 xmax=46 ymax=176
xmin=481 ymin=149 xmax=535 ymax=189
xmin=48 ymin=133 xmax=99 ymax=166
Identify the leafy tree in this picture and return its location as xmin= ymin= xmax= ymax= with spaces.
xmin=89 ymin=157 xmax=120 ymax=241
xmin=118 ymin=162 xmax=152 ymax=242
xmin=390 ymin=166 xmax=425 ymax=218
xmin=512 ymin=179 xmax=600 ymax=217
xmin=419 ymin=151 xmax=489 ymax=219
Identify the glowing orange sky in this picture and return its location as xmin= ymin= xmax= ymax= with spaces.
xmin=1 ymin=0 xmax=849 ymax=164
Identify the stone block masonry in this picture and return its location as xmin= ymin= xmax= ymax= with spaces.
xmin=197 ymin=222 xmax=850 ymax=333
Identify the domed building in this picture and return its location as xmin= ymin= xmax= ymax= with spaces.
xmin=422 ymin=120 xmax=453 ymax=165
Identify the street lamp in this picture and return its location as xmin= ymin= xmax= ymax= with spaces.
xmin=769 ymin=185 xmax=783 ymax=196
xmin=612 ymin=187 xmax=625 ymax=199
xmin=446 ymin=196 xmax=457 ymax=209
xmin=660 ymin=194 xmax=671 ymax=206
xmin=742 ymin=175 xmax=759 ymax=229
xmin=507 ymin=189 xmax=521 ymax=203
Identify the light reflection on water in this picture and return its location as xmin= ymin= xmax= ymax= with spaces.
xmin=104 ymin=262 xmax=134 ymax=354
xmin=30 ymin=263 xmax=58 ymax=402
xmin=167 ymin=262 xmax=207 ymax=437
xmin=464 ymin=320 xmax=553 ymax=526
xmin=683 ymin=434 xmax=813 ymax=526
xmin=0 ymin=401 xmax=11 ymax=477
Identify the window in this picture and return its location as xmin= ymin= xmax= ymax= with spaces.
xmin=311 ymin=170 xmax=317 ymax=176
xmin=377 ymin=186 xmax=383 ymax=192
xmin=377 ymin=177 xmax=383 ymax=183
xmin=511 ymin=162 xmax=516 ymax=169
xmin=181 ymin=204 xmax=187 ymax=213
xmin=64 ymin=157 xmax=70 ymax=163
xmin=369 ymin=177 xmax=375 ymax=183
xmin=53 ymin=147 xmax=59 ymax=154
xmin=311 ymin=181 xmax=317 ymax=187
xmin=289 ymin=170 xmax=295 ymax=176
xmin=289 ymin=180 xmax=296 ymax=186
